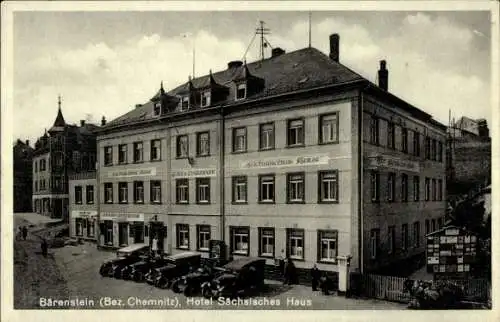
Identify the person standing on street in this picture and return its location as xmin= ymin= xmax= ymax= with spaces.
xmin=151 ymin=236 xmax=158 ymax=257
xmin=22 ymin=226 xmax=28 ymax=241
xmin=311 ymin=264 xmax=321 ymax=291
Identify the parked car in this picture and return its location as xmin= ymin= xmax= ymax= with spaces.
xmin=120 ymin=254 xmax=173 ymax=282
xmin=201 ymin=257 xmax=266 ymax=299
xmin=145 ymin=252 xmax=202 ymax=289
xmin=171 ymin=264 xmax=224 ymax=296
xmin=99 ymin=244 xmax=149 ymax=278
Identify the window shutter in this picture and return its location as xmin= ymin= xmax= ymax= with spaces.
xmin=317 ymin=230 xmax=321 ymax=262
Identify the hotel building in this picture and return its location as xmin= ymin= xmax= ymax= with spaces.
xmin=68 ymin=171 xmax=98 ymax=241
xmin=96 ymin=33 xmax=447 ymax=274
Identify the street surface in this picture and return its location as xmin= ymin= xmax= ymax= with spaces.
xmin=14 ymin=213 xmax=406 ymax=310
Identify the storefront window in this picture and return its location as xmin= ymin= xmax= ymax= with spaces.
xmin=259 ymin=227 xmax=274 ymax=257
xmin=87 ymin=218 xmax=95 ymax=237
xmin=287 ymin=229 xmax=304 ymax=260
xmin=176 ymin=224 xmax=190 ymax=249
xmin=75 ymin=218 xmax=83 ymax=236
xmin=197 ymin=225 xmax=211 ymax=251
xmin=231 ymin=227 xmax=249 ymax=256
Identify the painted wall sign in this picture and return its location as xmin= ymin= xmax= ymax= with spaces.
xmin=240 ymin=155 xmax=330 ymax=169
xmin=172 ymin=168 xmax=217 ymax=179
xmin=72 ymin=210 xmax=97 ymax=218
xmin=100 ymin=212 xmax=144 ymax=221
xmin=366 ymin=155 xmax=420 ymax=172
xmin=108 ymin=168 xmax=157 ymax=178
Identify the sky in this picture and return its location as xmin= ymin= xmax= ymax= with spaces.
xmin=12 ymin=9 xmax=492 ymax=144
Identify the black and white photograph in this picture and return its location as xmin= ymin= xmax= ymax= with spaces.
xmin=2 ymin=0 xmax=498 ymax=320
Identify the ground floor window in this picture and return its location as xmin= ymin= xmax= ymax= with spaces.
xmin=197 ymin=225 xmax=211 ymax=251
xmin=118 ymin=222 xmax=129 ymax=247
xmin=258 ymin=227 xmax=275 ymax=257
xmin=230 ymin=226 xmax=249 ymax=256
xmin=87 ymin=218 xmax=96 ymax=237
xmin=318 ymin=230 xmax=338 ymax=263
xmin=176 ymin=224 xmax=190 ymax=249
xmin=287 ymin=229 xmax=304 ymax=260
xmin=75 ymin=218 xmax=84 ymax=236
xmin=100 ymin=220 xmax=113 ymax=245
xmin=129 ymin=221 xmax=144 ymax=243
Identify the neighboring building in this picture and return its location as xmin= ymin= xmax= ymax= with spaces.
xmin=32 ymin=97 xmax=103 ymax=220
xmin=97 ymin=33 xmax=447 ymax=276
xmin=13 ymin=139 xmax=34 ymax=212
xmin=68 ymin=171 xmax=98 ymax=241
xmin=446 ymin=117 xmax=491 ymax=198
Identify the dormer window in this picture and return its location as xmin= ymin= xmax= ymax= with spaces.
xmin=180 ymin=96 xmax=190 ymax=111
xmin=201 ymin=91 xmax=211 ymax=107
xmin=153 ymin=102 xmax=161 ymax=116
xmin=236 ymin=83 xmax=246 ymax=100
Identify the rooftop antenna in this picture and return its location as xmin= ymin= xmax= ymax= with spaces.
xmin=308 ymin=11 xmax=312 ymax=48
xmin=58 ymin=94 xmax=62 ymax=110
xmin=256 ymin=20 xmax=271 ymax=61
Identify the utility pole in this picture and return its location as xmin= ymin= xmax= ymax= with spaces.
xmin=308 ymin=11 xmax=312 ymax=48
xmin=256 ymin=20 xmax=270 ymax=61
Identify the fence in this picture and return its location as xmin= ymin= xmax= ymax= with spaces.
xmin=362 ymin=273 xmax=491 ymax=304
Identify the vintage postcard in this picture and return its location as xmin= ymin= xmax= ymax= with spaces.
xmin=1 ymin=1 xmax=498 ymax=322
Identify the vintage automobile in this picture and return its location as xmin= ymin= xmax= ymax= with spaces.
xmin=145 ymin=252 xmax=202 ymax=289
xmin=98 ymin=244 xmax=149 ymax=278
xmin=171 ymin=264 xmax=225 ymax=296
xmin=120 ymin=254 xmax=173 ymax=282
xmin=201 ymin=257 xmax=266 ymax=299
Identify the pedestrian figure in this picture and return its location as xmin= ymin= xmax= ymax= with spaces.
xmin=22 ymin=226 xmax=28 ymax=241
xmin=284 ymin=257 xmax=297 ymax=285
xmin=311 ymin=264 xmax=321 ymax=291
xmin=41 ymin=238 xmax=48 ymax=257
xmin=282 ymin=258 xmax=289 ymax=285
xmin=151 ymin=236 xmax=158 ymax=257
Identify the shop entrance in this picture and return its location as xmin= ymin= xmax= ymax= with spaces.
xmin=130 ymin=222 xmax=144 ymax=244
xmin=100 ymin=220 xmax=113 ymax=246
xmin=118 ymin=222 xmax=129 ymax=247
xmin=149 ymin=221 xmax=166 ymax=254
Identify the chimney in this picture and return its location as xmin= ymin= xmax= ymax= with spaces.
xmin=329 ymin=34 xmax=340 ymax=62
xmin=378 ymin=60 xmax=388 ymax=91
xmin=227 ymin=60 xmax=243 ymax=70
xmin=80 ymin=120 xmax=85 ymax=127
xmin=25 ymin=140 xmax=29 ymax=146
xmin=101 ymin=116 xmax=106 ymax=126
xmin=271 ymin=47 xmax=286 ymax=58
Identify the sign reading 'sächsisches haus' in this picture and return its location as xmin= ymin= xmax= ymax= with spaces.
xmin=240 ymin=155 xmax=330 ymax=169
xmin=100 ymin=212 xmax=144 ymax=221
xmin=366 ymin=155 xmax=420 ymax=172
xmin=172 ymin=168 xmax=217 ymax=179
xmin=107 ymin=168 xmax=157 ymax=178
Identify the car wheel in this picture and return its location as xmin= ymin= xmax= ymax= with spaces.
xmin=183 ymin=285 xmax=194 ymax=297
xmin=172 ymin=280 xmax=182 ymax=293
xmin=99 ymin=266 xmax=108 ymax=277
xmin=156 ymin=278 xmax=170 ymax=289
xmin=202 ymin=285 xmax=214 ymax=299
xmin=134 ymin=272 xmax=144 ymax=283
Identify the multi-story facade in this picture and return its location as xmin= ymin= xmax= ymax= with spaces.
xmin=32 ymin=98 xmax=103 ymax=220
xmin=68 ymin=171 xmax=98 ymax=241
xmin=13 ymin=139 xmax=34 ymax=212
xmin=97 ymin=33 xmax=447 ymax=274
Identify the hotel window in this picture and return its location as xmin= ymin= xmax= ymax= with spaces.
xmin=370 ymin=116 xmax=379 ymax=145
xmin=75 ymin=218 xmax=83 ymax=236
xmin=176 ymin=224 xmax=190 ymax=249
xmin=387 ymin=122 xmax=395 ymax=149
xmin=431 ymin=139 xmax=437 ymax=161
xmin=259 ymin=228 xmax=275 ymax=257
xmin=402 ymin=224 xmax=409 ymax=250
xmin=287 ymin=228 xmax=304 ymax=260
xmin=133 ymin=142 xmax=143 ymax=163
xmin=180 ymin=96 xmax=189 ymax=111
xmin=320 ymin=113 xmax=339 ymax=144
xmin=413 ymin=132 xmax=421 ymax=156
xmin=153 ymin=102 xmax=161 ymax=116
xmin=118 ymin=182 xmax=128 ymax=203
xmin=413 ymin=176 xmax=420 ymax=201
xmin=196 ymin=132 xmax=210 ymax=156
xmin=425 ymin=178 xmax=431 ymax=201
xmin=438 ymin=179 xmax=443 ymax=201
xmin=437 ymin=141 xmax=443 ymax=162
xmin=387 ymin=172 xmax=396 ymax=202
xmin=197 ymin=225 xmax=211 ymax=251
xmin=118 ymin=144 xmax=127 ymax=164
xmin=150 ymin=181 xmax=162 ymax=204
xmin=232 ymin=127 xmax=247 ymax=153
xmin=201 ymin=91 xmax=211 ymax=107
xmin=176 ymin=179 xmax=189 ymax=204
xmin=236 ymin=83 xmax=246 ymax=100
xmin=287 ymin=119 xmax=304 ymax=146
xmin=259 ymin=123 xmax=275 ymax=150
xmin=196 ymin=178 xmax=210 ymax=204
xmin=388 ymin=226 xmax=396 ymax=254
xmin=401 ymin=174 xmax=408 ymax=202
xmin=425 ymin=219 xmax=430 ymax=236
xmin=151 ymin=139 xmax=161 ymax=161
xmin=319 ymin=170 xmax=339 ymax=203
xmin=86 ymin=185 xmax=94 ymax=204
xmin=287 ymin=172 xmax=305 ymax=203
xmin=425 ymin=137 xmax=431 ymax=159
xmin=75 ymin=186 xmax=83 ymax=204
xmin=133 ymin=181 xmax=144 ymax=204
xmin=371 ymin=171 xmax=380 ymax=202
xmin=104 ymin=183 xmax=113 ymax=203
xmin=318 ymin=230 xmax=338 ymax=263
xmin=176 ymin=135 xmax=189 ymax=158
xmin=104 ymin=146 xmax=113 ymax=166
xmin=432 ymin=179 xmax=437 ymax=201
xmin=370 ymin=229 xmax=380 ymax=259
xmin=232 ymin=176 xmax=247 ymax=203
xmin=259 ymin=174 xmax=275 ymax=203
xmin=413 ymin=222 xmax=420 ymax=248
xmin=402 ymin=128 xmax=408 ymax=153
xmin=231 ymin=226 xmax=249 ymax=256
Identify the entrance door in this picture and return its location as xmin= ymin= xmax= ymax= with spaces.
xmin=133 ymin=223 xmax=144 ymax=244
xmin=118 ymin=222 xmax=128 ymax=246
